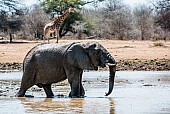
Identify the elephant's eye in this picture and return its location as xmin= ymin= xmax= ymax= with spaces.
xmin=96 ymin=49 xmax=101 ymax=55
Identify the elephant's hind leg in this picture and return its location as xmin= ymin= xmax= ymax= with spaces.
xmin=42 ymin=84 xmax=54 ymax=98
xmin=16 ymin=89 xmax=27 ymax=97
xmin=16 ymin=71 xmax=35 ymax=97
xmin=16 ymin=89 xmax=34 ymax=98
xmin=16 ymin=80 xmax=34 ymax=97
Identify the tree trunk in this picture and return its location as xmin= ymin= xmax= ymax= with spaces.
xmin=9 ymin=33 xmax=13 ymax=43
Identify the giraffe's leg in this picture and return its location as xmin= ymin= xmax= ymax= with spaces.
xmin=45 ymin=29 xmax=52 ymax=43
xmin=56 ymin=31 xmax=60 ymax=43
xmin=47 ymin=31 xmax=50 ymax=43
xmin=43 ymin=32 xmax=46 ymax=43
xmin=44 ymin=28 xmax=49 ymax=43
xmin=43 ymin=35 xmax=47 ymax=42
xmin=46 ymin=31 xmax=50 ymax=43
xmin=48 ymin=35 xmax=49 ymax=43
xmin=57 ymin=34 xmax=58 ymax=43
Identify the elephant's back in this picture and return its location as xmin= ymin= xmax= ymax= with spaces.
xmin=23 ymin=42 xmax=77 ymax=71
xmin=35 ymin=43 xmax=74 ymax=51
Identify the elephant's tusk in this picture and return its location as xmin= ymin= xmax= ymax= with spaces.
xmin=106 ymin=63 xmax=116 ymax=66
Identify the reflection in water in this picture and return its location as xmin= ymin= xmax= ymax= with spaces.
xmin=1 ymin=71 xmax=170 ymax=114
xmin=18 ymin=97 xmax=115 ymax=114
xmin=109 ymin=98 xmax=115 ymax=114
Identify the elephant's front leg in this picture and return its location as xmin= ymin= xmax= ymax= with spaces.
xmin=69 ymin=80 xmax=80 ymax=97
xmin=79 ymin=83 xmax=85 ymax=97
xmin=79 ymin=71 xmax=85 ymax=96
xmin=68 ymin=81 xmax=85 ymax=97
xmin=66 ymin=69 xmax=84 ymax=97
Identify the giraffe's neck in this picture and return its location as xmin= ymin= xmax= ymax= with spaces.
xmin=54 ymin=10 xmax=70 ymax=24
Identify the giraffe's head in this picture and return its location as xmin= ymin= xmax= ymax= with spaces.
xmin=68 ymin=7 xmax=76 ymax=13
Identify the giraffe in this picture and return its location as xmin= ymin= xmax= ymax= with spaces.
xmin=44 ymin=7 xmax=76 ymax=43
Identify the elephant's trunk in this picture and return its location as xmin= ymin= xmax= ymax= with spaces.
xmin=105 ymin=57 xmax=116 ymax=96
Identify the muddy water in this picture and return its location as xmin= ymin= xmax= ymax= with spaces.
xmin=0 ymin=71 xmax=170 ymax=114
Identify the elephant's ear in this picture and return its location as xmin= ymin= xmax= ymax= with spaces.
xmin=65 ymin=43 xmax=95 ymax=70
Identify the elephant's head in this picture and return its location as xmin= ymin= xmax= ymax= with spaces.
xmin=65 ymin=42 xmax=116 ymax=96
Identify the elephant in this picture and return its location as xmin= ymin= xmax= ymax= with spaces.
xmin=16 ymin=42 xmax=116 ymax=98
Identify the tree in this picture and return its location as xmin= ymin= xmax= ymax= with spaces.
xmin=92 ymin=0 xmax=133 ymax=39
xmin=0 ymin=0 xmax=20 ymax=12
xmin=40 ymin=0 xmax=103 ymax=37
xmin=0 ymin=0 xmax=22 ymax=42
xmin=155 ymin=0 xmax=170 ymax=34
xmin=133 ymin=5 xmax=153 ymax=40
xmin=21 ymin=5 xmax=50 ymax=40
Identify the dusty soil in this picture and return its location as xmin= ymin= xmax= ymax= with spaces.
xmin=0 ymin=39 xmax=170 ymax=70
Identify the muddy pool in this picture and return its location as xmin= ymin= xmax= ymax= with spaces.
xmin=0 ymin=71 xmax=170 ymax=114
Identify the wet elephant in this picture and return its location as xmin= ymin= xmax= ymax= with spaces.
xmin=16 ymin=42 xmax=116 ymax=98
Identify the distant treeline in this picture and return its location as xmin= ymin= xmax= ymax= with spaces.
xmin=0 ymin=0 xmax=170 ymax=42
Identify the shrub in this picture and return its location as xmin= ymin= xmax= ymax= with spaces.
xmin=153 ymin=42 xmax=165 ymax=47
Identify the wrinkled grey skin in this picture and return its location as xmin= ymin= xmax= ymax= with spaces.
xmin=16 ymin=42 xmax=116 ymax=98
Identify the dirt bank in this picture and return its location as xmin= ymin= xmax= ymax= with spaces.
xmin=0 ymin=39 xmax=170 ymax=71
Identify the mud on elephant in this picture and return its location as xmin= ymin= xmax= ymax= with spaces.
xmin=16 ymin=42 xmax=116 ymax=98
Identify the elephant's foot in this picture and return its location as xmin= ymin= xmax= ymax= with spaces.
xmin=69 ymin=94 xmax=85 ymax=98
xmin=16 ymin=93 xmax=24 ymax=97
xmin=16 ymin=94 xmax=34 ymax=98
xmin=46 ymin=95 xmax=54 ymax=98
xmin=16 ymin=89 xmax=26 ymax=97
xmin=24 ymin=95 xmax=34 ymax=98
xmin=69 ymin=91 xmax=85 ymax=98
xmin=69 ymin=83 xmax=85 ymax=98
xmin=16 ymin=90 xmax=34 ymax=98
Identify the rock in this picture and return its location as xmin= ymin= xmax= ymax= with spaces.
xmin=143 ymin=84 xmax=155 ymax=86
xmin=11 ymin=82 xmax=17 ymax=85
xmin=0 ymin=89 xmax=3 ymax=93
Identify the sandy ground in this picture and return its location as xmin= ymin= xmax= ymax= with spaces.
xmin=0 ymin=39 xmax=170 ymax=63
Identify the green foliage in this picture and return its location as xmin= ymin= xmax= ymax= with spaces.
xmin=62 ymin=11 xmax=82 ymax=28
xmin=40 ymin=0 xmax=103 ymax=37
xmin=40 ymin=0 xmax=87 ymax=36
xmin=84 ymin=20 xmax=94 ymax=31
xmin=40 ymin=0 xmax=85 ymax=16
